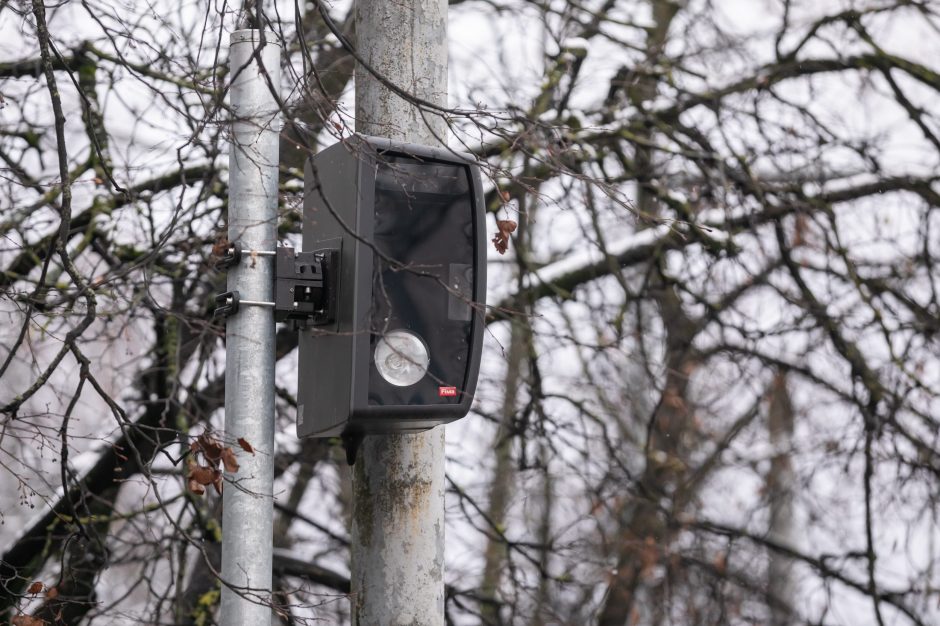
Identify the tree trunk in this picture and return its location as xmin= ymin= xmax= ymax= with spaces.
xmin=480 ymin=176 xmax=536 ymax=625
xmin=597 ymin=3 xmax=688 ymax=624
xmin=767 ymin=372 xmax=797 ymax=625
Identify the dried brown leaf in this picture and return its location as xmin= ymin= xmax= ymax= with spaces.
xmin=220 ymin=447 xmax=240 ymax=473
xmin=45 ymin=587 xmax=58 ymax=600
xmin=26 ymin=581 xmax=43 ymax=595
xmin=210 ymin=236 xmax=230 ymax=260
xmin=188 ymin=479 xmax=205 ymax=496
xmin=492 ymin=219 xmax=517 ymax=255
xmin=236 ymin=437 xmax=255 ymax=455
xmin=196 ymin=433 xmax=224 ymax=464
xmin=12 ymin=615 xmax=45 ymax=626
xmin=188 ymin=464 xmax=220 ymax=486
xmin=497 ymin=219 xmax=517 ymax=235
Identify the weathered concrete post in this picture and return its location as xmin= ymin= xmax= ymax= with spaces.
xmin=352 ymin=1 xmax=449 ymax=624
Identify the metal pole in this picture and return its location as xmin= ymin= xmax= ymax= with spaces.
xmin=220 ymin=29 xmax=281 ymax=626
xmin=352 ymin=1 xmax=449 ymax=625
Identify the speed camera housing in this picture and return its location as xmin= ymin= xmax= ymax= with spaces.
xmin=296 ymin=135 xmax=486 ymax=438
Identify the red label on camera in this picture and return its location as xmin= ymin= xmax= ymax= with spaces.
xmin=438 ymin=386 xmax=458 ymax=398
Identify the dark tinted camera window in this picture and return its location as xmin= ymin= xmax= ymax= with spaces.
xmin=368 ymin=155 xmax=475 ymax=406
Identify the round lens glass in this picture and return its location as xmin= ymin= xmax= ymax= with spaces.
xmin=374 ymin=329 xmax=430 ymax=387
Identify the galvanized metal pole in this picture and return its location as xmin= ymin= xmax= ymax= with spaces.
xmin=220 ymin=29 xmax=281 ymax=626
xmin=352 ymin=1 xmax=449 ymax=625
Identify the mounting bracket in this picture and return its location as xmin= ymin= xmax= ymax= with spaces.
xmin=213 ymin=244 xmax=339 ymax=327
xmin=274 ymin=245 xmax=339 ymax=327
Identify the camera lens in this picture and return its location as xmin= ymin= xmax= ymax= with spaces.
xmin=374 ymin=329 xmax=430 ymax=386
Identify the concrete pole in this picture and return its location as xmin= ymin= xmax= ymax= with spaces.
xmin=352 ymin=2 xmax=449 ymax=625
xmin=220 ymin=30 xmax=281 ymax=626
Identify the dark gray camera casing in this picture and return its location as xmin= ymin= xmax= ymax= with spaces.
xmin=297 ymin=135 xmax=487 ymax=438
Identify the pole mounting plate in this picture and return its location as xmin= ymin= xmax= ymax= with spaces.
xmin=274 ymin=246 xmax=339 ymax=327
xmin=213 ymin=245 xmax=340 ymax=324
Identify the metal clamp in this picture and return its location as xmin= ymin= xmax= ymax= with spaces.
xmin=213 ymin=291 xmax=275 ymax=318
xmin=214 ymin=291 xmax=240 ymax=317
xmin=214 ymin=244 xmax=339 ymax=324
xmin=217 ymin=240 xmax=276 ymax=270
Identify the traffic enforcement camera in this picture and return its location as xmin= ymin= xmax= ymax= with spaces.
xmin=296 ymin=135 xmax=486 ymax=438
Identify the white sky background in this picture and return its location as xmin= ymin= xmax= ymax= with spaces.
xmin=449 ymin=1 xmax=940 ymax=625
xmin=0 ymin=0 xmax=938 ymax=624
